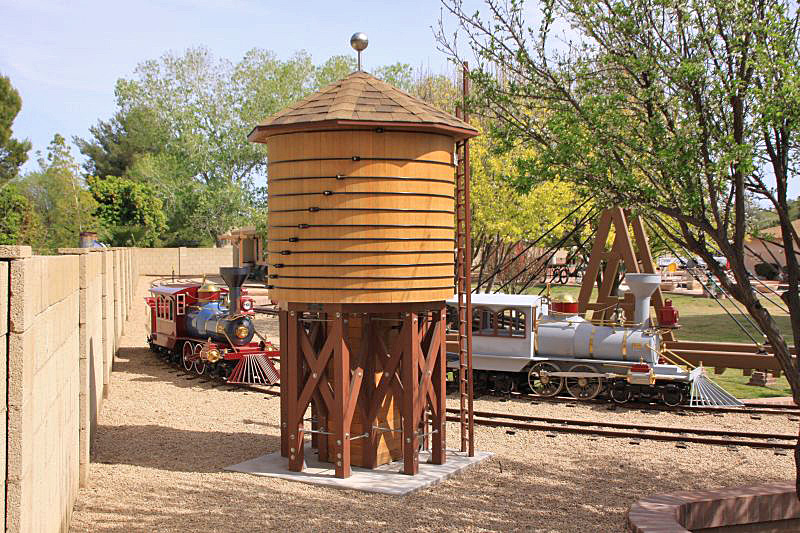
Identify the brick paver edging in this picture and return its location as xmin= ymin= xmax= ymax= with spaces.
xmin=627 ymin=481 xmax=799 ymax=532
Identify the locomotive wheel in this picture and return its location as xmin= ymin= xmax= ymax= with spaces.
xmin=565 ymin=364 xmax=603 ymax=400
xmin=610 ymin=381 xmax=633 ymax=404
xmin=193 ymin=343 xmax=206 ymax=375
xmin=182 ymin=342 xmax=194 ymax=372
xmin=528 ymin=362 xmax=563 ymax=397
xmin=661 ymin=385 xmax=684 ymax=407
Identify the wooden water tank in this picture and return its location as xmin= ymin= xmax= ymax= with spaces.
xmin=249 ymin=71 xmax=478 ymax=304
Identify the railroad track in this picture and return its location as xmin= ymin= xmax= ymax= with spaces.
xmin=444 ymin=408 xmax=797 ymax=450
xmin=153 ymin=353 xmax=797 ymax=450
xmin=500 ymin=391 xmax=800 ymax=417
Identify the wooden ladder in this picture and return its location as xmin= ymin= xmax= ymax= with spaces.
xmin=455 ymin=61 xmax=475 ymax=456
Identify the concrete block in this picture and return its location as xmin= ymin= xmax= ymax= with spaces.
xmin=0 ymin=260 xmax=7 ymax=337
xmin=9 ymin=257 xmax=42 ymax=333
xmin=8 ymin=329 xmax=35 ymax=408
xmin=7 ymin=404 xmax=34 ymax=482
xmin=6 ymin=473 xmax=33 ymax=533
xmin=0 ymin=245 xmax=32 ymax=259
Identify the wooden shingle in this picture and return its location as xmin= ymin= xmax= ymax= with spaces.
xmin=249 ymin=70 xmax=478 ymax=141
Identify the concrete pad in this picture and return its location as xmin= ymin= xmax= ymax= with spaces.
xmin=225 ymin=445 xmax=492 ymax=496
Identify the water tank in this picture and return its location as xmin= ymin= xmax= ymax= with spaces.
xmin=249 ymin=71 xmax=478 ymax=303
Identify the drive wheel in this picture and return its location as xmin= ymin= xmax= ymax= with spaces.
xmin=661 ymin=385 xmax=684 ymax=407
xmin=193 ymin=343 xmax=206 ymax=375
xmin=566 ymin=364 xmax=603 ymax=400
xmin=528 ymin=362 xmax=563 ymax=397
xmin=182 ymin=342 xmax=194 ymax=372
xmin=610 ymin=380 xmax=633 ymax=404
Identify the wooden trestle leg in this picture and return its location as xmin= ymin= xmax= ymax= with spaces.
xmin=431 ymin=308 xmax=447 ymax=465
xmin=279 ymin=303 xmax=446 ymax=478
xmin=286 ymin=310 xmax=305 ymax=471
xmin=402 ymin=312 xmax=420 ymax=475
xmin=279 ymin=310 xmax=288 ymax=457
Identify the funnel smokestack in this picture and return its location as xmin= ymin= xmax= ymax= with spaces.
xmin=625 ymin=273 xmax=660 ymax=326
xmin=220 ymin=266 xmax=250 ymax=316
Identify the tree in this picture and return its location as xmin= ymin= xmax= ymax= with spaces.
xmin=20 ymin=134 xmax=97 ymax=252
xmin=470 ymin=129 xmax=593 ymax=293
xmin=439 ymin=0 xmax=800 ymax=487
xmin=74 ymin=107 xmax=168 ymax=180
xmin=88 ymin=175 xmax=166 ymax=246
xmin=0 ymin=74 xmax=30 ymax=188
xmin=0 ymin=184 xmax=41 ymax=246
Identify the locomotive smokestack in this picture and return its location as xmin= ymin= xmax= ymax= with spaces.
xmin=220 ymin=266 xmax=250 ymax=317
xmin=625 ymin=273 xmax=661 ymax=326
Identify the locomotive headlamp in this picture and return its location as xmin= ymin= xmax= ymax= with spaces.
xmin=242 ymin=299 xmax=253 ymax=311
xmin=205 ymin=349 xmax=221 ymax=363
xmin=235 ymin=325 xmax=249 ymax=339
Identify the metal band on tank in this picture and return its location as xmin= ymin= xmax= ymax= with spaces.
xmin=270 ymin=262 xmax=452 ymax=268
xmin=265 ymin=285 xmax=455 ymax=291
xmin=270 ymin=274 xmax=454 ymax=281
xmin=270 ymin=223 xmax=455 ymax=230
xmin=268 ymin=156 xmax=455 ymax=167
xmin=267 ymin=237 xmax=454 ymax=243
xmin=621 ymin=327 xmax=628 ymax=361
xmin=269 ymin=190 xmax=455 ymax=200
xmin=270 ymin=207 xmax=455 ymax=214
xmin=588 ymin=326 xmax=595 ymax=358
xmin=269 ymin=175 xmax=455 ymax=185
xmin=269 ymin=249 xmax=454 ymax=255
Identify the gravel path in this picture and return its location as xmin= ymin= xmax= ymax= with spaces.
xmin=69 ymin=277 xmax=796 ymax=532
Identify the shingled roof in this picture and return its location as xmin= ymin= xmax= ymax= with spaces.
xmin=248 ymin=70 xmax=479 ymax=142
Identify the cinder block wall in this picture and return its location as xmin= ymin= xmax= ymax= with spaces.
xmin=5 ymin=249 xmax=81 ymax=533
xmin=1 ymin=244 xmax=220 ymax=533
xmin=134 ymin=246 xmax=233 ymax=276
xmin=1 ymin=245 xmax=138 ymax=533
xmin=1 ymin=260 xmax=8 ymax=531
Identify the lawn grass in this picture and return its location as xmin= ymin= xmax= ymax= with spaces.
xmin=521 ymin=284 xmax=793 ymax=399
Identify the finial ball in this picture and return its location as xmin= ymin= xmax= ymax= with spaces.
xmin=350 ymin=32 xmax=369 ymax=52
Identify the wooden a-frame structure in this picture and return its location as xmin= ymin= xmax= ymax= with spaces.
xmin=577 ymin=207 xmax=674 ymax=341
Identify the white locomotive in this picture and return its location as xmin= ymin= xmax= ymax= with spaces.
xmin=447 ymin=273 xmax=738 ymax=406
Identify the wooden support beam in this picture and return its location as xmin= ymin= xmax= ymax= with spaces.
xmin=578 ymin=210 xmax=613 ymax=316
xmin=286 ymin=310 xmax=305 ymax=471
xmin=279 ymin=310 xmax=288 ymax=457
xmin=332 ymin=311 xmax=351 ymax=478
xmin=402 ymin=312 xmax=420 ymax=475
xmin=431 ymin=308 xmax=447 ymax=465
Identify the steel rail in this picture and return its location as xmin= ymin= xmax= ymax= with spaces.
xmin=507 ymin=391 xmax=800 ymax=416
xmin=443 ymin=414 xmax=795 ymax=450
xmin=444 ymin=408 xmax=796 ymax=441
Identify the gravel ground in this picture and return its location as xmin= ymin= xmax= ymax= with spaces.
xmin=69 ymin=277 xmax=796 ymax=532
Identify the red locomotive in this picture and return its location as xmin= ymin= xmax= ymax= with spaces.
xmin=146 ymin=266 xmax=279 ymax=385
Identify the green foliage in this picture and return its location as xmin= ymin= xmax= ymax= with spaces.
xmin=88 ymin=175 xmax=166 ymax=246
xmin=19 ymin=134 xmax=97 ymax=253
xmin=315 ymin=55 xmax=357 ymax=87
xmin=0 ymin=74 xmax=31 ymax=187
xmin=79 ymin=47 xmax=468 ymax=247
xmin=74 ymin=107 xmax=167 ymax=180
xmin=0 ymin=184 xmax=41 ymax=246
xmin=374 ymin=63 xmax=415 ymax=92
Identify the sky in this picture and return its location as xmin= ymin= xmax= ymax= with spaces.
xmin=1 ymin=0 xmax=484 ymax=171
